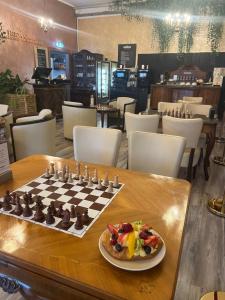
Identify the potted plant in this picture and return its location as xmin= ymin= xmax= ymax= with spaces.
xmin=0 ymin=69 xmax=37 ymax=117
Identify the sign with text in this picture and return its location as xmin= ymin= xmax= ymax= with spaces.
xmin=118 ymin=44 xmax=136 ymax=68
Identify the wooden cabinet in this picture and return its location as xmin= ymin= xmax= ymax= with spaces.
xmin=150 ymin=85 xmax=221 ymax=109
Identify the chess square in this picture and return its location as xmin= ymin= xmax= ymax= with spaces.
xmin=71 ymin=185 xmax=84 ymax=192
xmin=17 ymin=186 xmax=33 ymax=193
xmin=30 ymin=188 xmax=42 ymax=195
xmin=62 ymin=183 xmax=74 ymax=189
xmin=37 ymin=183 xmax=51 ymax=190
xmin=68 ymin=198 xmax=82 ymax=205
xmin=52 ymin=181 xmax=65 ymax=188
xmin=76 ymin=192 xmax=88 ymax=200
xmin=101 ymin=192 xmax=114 ymax=199
xmin=27 ymin=181 xmax=40 ymax=188
xmin=43 ymin=217 xmax=61 ymax=227
xmin=85 ymin=194 xmax=98 ymax=202
xmin=54 ymin=200 xmax=65 ymax=208
xmin=88 ymin=208 xmax=100 ymax=218
xmin=56 ymin=220 xmax=73 ymax=231
xmin=78 ymin=200 xmax=93 ymax=208
xmin=38 ymin=190 xmax=52 ymax=198
xmin=46 ymin=186 xmax=58 ymax=192
xmin=64 ymin=190 xmax=77 ymax=197
xmin=90 ymin=190 xmax=103 ymax=197
xmin=35 ymin=177 xmax=49 ymax=183
xmin=54 ymin=188 xmax=68 ymax=195
xmin=57 ymin=195 xmax=71 ymax=203
xmin=68 ymin=223 xmax=86 ymax=235
xmin=48 ymin=193 xmax=62 ymax=200
xmin=95 ymin=197 xmax=110 ymax=205
xmin=44 ymin=179 xmax=56 ymax=185
xmin=90 ymin=202 xmax=104 ymax=211
xmin=42 ymin=198 xmax=52 ymax=207
xmin=80 ymin=188 xmax=93 ymax=194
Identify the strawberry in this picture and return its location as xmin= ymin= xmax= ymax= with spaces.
xmin=117 ymin=233 xmax=129 ymax=246
xmin=107 ymin=224 xmax=118 ymax=237
xmin=144 ymin=236 xmax=159 ymax=248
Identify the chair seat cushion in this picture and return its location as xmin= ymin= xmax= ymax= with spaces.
xmin=181 ymin=148 xmax=201 ymax=168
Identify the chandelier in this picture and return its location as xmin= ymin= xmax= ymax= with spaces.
xmin=165 ymin=13 xmax=191 ymax=27
xmin=38 ymin=17 xmax=54 ymax=32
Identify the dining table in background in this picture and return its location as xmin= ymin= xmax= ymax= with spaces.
xmin=0 ymin=155 xmax=191 ymax=300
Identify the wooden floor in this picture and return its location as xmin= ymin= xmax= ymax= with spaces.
xmin=1 ymin=118 xmax=225 ymax=300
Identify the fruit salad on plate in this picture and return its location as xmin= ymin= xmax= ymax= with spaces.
xmin=101 ymin=221 xmax=163 ymax=261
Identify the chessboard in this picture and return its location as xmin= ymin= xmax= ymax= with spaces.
xmin=0 ymin=164 xmax=124 ymax=238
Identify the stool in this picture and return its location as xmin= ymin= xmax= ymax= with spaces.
xmin=200 ymin=291 xmax=225 ymax=300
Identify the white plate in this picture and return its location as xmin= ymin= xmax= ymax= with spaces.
xmin=99 ymin=229 xmax=166 ymax=271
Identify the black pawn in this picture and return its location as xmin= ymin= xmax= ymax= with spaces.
xmin=61 ymin=209 xmax=70 ymax=229
xmin=3 ymin=191 xmax=12 ymax=211
xmin=50 ymin=201 xmax=57 ymax=216
xmin=46 ymin=207 xmax=55 ymax=225
xmin=70 ymin=205 xmax=76 ymax=218
xmin=83 ymin=210 xmax=90 ymax=226
xmin=56 ymin=204 xmax=64 ymax=218
xmin=14 ymin=197 xmax=23 ymax=216
xmin=28 ymin=192 xmax=34 ymax=204
xmin=34 ymin=204 xmax=45 ymax=222
xmin=75 ymin=212 xmax=83 ymax=230
xmin=23 ymin=201 xmax=32 ymax=217
xmin=35 ymin=196 xmax=44 ymax=210
xmin=23 ymin=192 xmax=29 ymax=204
xmin=11 ymin=192 xmax=17 ymax=205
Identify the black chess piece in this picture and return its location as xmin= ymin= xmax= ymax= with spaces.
xmin=50 ymin=201 xmax=57 ymax=216
xmin=70 ymin=205 xmax=76 ymax=218
xmin=75 ymin=212 xmax=83 ymax=230
xmin=23 ymin=201 xmax=32 ymax=217
xmin=3 ymin=191 xmax=12 ymax=211
xmin=14 ymin=197 xmax=23 ymax=216
xmin=35 ymin=196 xmax=44 ymax=210
xmin=34 ymin=204 xmax=45 ymax=222
xmin=83 ymin=209 xmax=90 ymax=225
xmin=11 ymin=192 xmax=17 ymax=205
xmin=61 ymin=209 xmax=71 ymax=229
xmin=56 ymin=204 xmax=64 ymax=218
xmin=28 ymin=192 xmax=34 ymax=204
xmin=46 ymin=206 xmax=55 ymax=225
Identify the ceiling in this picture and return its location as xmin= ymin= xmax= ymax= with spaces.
xmin=59 ymin=0 xmax=111 ymax=9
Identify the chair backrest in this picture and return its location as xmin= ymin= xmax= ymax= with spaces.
xmin=11 ymin=117 xmax=56 ymax=161
xmin=64 ymin=101 xmax=84 ymax=107
xmin=162 ymin=116 xmax=203 ymax=148
xmin=128 ymin=131 xmax=186 ymax=177
xmin=158 ymin=102 xmax=183 ymax=113
xmin=62 ymin=105 xmax=97 ymax=139
xmin=3 ymin=112 xmax=13 ymax=140
xmin=184 ymin=103 xmax=212 ymax=117
xmin=182 ymin=96 xmax=203 ymax=104
xmin=125 ymin=112 xmax=159 ymax=137
xmin=0 ymin=104 xmax=8 ymax=116
xmin=38 ymin=109 xmax=52 ymax=118
xmin=117 ymin=97 xmax=136 ymax=115
xmin=73 ymin=126 xmax=122 ymax=167
xmin=16 ymin=109 xmax=52 ymax=124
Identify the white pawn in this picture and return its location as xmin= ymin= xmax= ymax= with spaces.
xmin=103 ymin=173 xmax=109 ymax=186
xmin=84 ymin=165 xmax=89 ymax=181
xmin=45 ymin=168 xmax=51 ymax=178
xmin=106 ymin=182 xmax=113 ymax=193
xmin=92 ymin=169 xmax=98 ymax=184
xmin=74 ymin=162 xmax=80 ymax=180
xmin=78 ymin=175 xmax=83 ymax=185
xmin=87 ymin=176 xmax=93 ymax=188
xmin=96 ymin=179 xmax=103 ymax=190
xmin=54 ymin=169 xmax=59 ymax=180
xmin=49 ymin=162 xmax=55 ymax=175
xmin=113 ymin=176 xmax=119 ymax=188
xmin=68 ymin=173 xmax=73 ymax=183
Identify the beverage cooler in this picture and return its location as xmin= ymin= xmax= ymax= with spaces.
xmin=96 ymin=61 xmax=111 ymax=103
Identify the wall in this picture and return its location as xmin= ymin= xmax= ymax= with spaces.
xmin=77 ymin=15 xmax=225 ymax=62
xmin=0 ymin=0 xmax=77 ymax=81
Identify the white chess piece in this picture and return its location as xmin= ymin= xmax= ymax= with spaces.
xmin=92 ymin=169 xmax=98 ymax=183
xmin=54 ymin=169 xmax=59 ymax=180
xmin=49 ymin=162 xmax=55 ymax=175
xmin=84 ymin=165 xmax=89 ymax=181
xmin=103 ymin=173 xmax=109 ymax=186
xmin=87 ymin=176 xmax=93 ymax=188
xmin=68 ymin=173 xmax=73 ymax=183
xmin=78 ymin=175 xmax=84 ymax=185
xmin=96 ymin=179 xmax=103 ymax=190
xmin=106 ymin=182 xmax=113 ymax=193
xmin=74 ymin=162 xmax=80 ymax=180
xmin=113 ymin=176 xmax=119 ymax=188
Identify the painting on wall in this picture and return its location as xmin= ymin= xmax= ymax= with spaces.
xmin=34 ymin=46 xmax=49 ymax=68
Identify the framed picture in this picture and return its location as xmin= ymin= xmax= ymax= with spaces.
xmin=34 ymin=46 xmax=49 ymax=68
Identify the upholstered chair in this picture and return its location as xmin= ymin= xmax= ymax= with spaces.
xmin=162 ymin=116 xmax=203 ymax=181
xmin=62 ymin=104 xmax=97 ymax=140
xmin=0 ymin=104 xmax=8 ymax=116
xmin=184 ymin=103 xmax=212 ymax=117
xmin=109 ymin=97 xmax=136 ymax=130
xmin=63 ymin=101 xmax=84 ymax=107
xmin=73 ymin=126 xmax=122 ymax=167
xmin=158 ymin=102 xmax=183 ymax=113
xmin=16 ymin=109 xmax=52 ymax=123
xmin=182 ymin=96 xmax=203 ymax=104
xmin=128 ymin=131 xmax=186 ymax=178
xmin=10 ymin=116 xmax=56 ymax=161
xmin=125 ymin=112 xmax=159 ymax=137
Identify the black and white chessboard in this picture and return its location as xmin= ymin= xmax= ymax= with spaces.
xmin=0 ymin=174 xmax=124 ymax=238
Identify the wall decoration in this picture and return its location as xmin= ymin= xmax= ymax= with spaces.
xmin=34 ymin=46 xmax=49 ymax=68
xmin=118 ymin=44 xmax=136 ymax=68
xmin=110 ymin=0 xmax=225 ymax=53
xmin=0 ymin=22 xmax=6 ymax=45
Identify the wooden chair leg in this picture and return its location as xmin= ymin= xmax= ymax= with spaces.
xmin=193 ymin=165 xmax=197 ymax=179
xmin=198 ymin=148 xmax=203 ymax=166
xmin=186 ymin=148 xmax=195 ymax=182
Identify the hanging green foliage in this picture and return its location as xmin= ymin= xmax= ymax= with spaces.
xmin=0 ymin=22 xmax=6 ymax=45
xmin=110 ymin=0 xmax=225 ymax=53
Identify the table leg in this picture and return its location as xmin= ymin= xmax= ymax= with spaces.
xmin=204 ymin=126 xmax=216 ymax=180
xmin=100 ymin=112 xmax=104 ymax=128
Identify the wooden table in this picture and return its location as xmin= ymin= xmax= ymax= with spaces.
xmin=0 ymin=155 xmax=191 ymax=300
xmin=96 ymin=105 xmax=120 ymax=128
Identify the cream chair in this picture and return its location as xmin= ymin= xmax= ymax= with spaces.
xmin=128 ymin=131 xmax=186 ymax=178
xmin=109 ymin=97 xmax=136 ymax=130
xmin=64 ymin=101 xmax=84 ymax=107
xmin=158 ymin=102 xmax=183 ymax=113
xmin=73 ymin=126 xmax=122 ymax=167
xmin=184 ymin=103 xmax=212 ymax=117
xmin=16 ymin=109 xmax=52 ymax=123
xmin=162 ymin=116 xmax=203 ymax=181
xmin=178 ymin=96 xmax=203 ymax=104
xmin=62 ymin=105 xmax=97 ymax=140
xmin=10 ymin=117 xmax=56 ymax=161
xmin=125 ymin=112 xmax=159 ymax=137
xmin=0 ymin=104 xmax=8 ymax=116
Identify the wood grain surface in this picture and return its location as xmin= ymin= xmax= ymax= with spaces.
xmin=0 ymin=155 xmax=191 ymax=300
